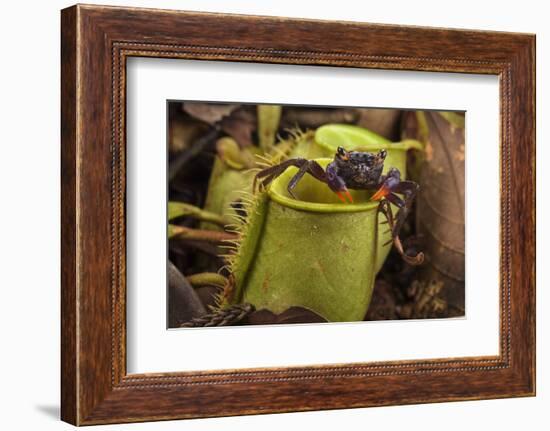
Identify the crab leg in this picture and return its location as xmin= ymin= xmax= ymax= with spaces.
xmin=253 ymin=158 xmax=309 ymax=192
xmin=286 ymin=163 xmax=310 ymax=199
xmin=373 ymin=168 xmax=423 ymax=265
xmin=377 ymin=199 xmax=423 ymax=265
xmin=388 ymin=180 xmax=419 ymax=237
xmin=254 ymin=159 xmax=332 ymax=199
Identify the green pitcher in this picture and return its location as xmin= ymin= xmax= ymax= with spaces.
xmin=228 ymin=159 xmax=380 ymax=322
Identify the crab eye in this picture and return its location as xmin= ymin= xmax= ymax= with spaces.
xmin=379 ymin=149 xmax=387 ymax=159
xmin=336 ymin=147 xmax=350 ymax=161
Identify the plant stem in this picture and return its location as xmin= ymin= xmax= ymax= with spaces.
xmin=187 ymin=272 xmax=227 ymax=288
xmin=257 ymin=105 xmax=282 ymax=152
xmin=168 ymin=201 xmax=231 ymax=226
xmin=169 ymin=224 xmax=237 ymax=243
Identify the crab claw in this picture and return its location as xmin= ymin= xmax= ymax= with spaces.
xmin=371 ymin=185 xmax=390 ymax=201
xmin=372 ymin=168 xmax=401 ymax=201
xmin=336 ymin=190 xmax=354 ymax=203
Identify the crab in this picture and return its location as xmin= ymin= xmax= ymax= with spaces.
xmin=254 ymin=146 xmax=424 ymax=265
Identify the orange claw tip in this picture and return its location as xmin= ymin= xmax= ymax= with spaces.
xmin=371 ymin=185 xmax=389 ymax=201
xmin=336 ymin=191 xmax=347 ymax=203
xmin=336 ymin=190 xmax=354 ymax=203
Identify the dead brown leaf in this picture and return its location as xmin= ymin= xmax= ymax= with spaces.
xmin=183 ymin=102 xmax=238 ymax=124
xmin=403 ymin=111 xmax=465 ymax=313
xmin=220 ymin=107 xmax=256 ymax=147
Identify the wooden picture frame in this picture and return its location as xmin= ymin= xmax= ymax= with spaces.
xmin=61 ymin=4 xmax=535 ymax=425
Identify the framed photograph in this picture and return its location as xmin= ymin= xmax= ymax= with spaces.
xmin=61 ymin=4 xmax=535 ymax=425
